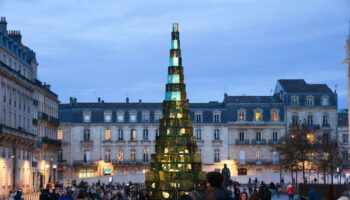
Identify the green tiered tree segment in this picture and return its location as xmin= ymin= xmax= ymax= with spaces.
xmin=145 ymin=23 xmax=206 ymax=199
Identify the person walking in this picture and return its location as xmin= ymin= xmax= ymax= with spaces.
xmin=221 ymin=164 xmax=231 ymax=189
xmin=287 ymin=182 xmax=294 ymax=200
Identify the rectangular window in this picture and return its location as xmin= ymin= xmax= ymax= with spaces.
xmin=155 ymin=113 xmax=162 ymax=123
xmin=83 ymin=128 xmax=90 ymax=141
xmin=104 ymin=149 xmax=111 ymax=163
xmin=239 ymin=132 xmax=245 ymax=141
xmin=130 ymin=113 xmax=137 ymax=122
xmin=117 ymin=113 xmax=124 ymax=122
xmin=143 ymin=149 xmax=149 ymax=162
xmin=342 ymin=151 xmax=348 ymax=160
xmin=322 ymin=115 xmax=329 ymax=126
xmin=273 ymin=132 xmax=278 ymax=141
xmin=239 ymin=111 xmax=245 ymax=121
xmin=214 ymin=149 xmax=220 ymax=162
xmin=155 ymin=129 xmax=159 ymax=138
xmin=256 ymin=151 xmax=261 ymax=161
xmin=213 ymin=113 xmax=220 ymax=123
xmin=83 ymin=113 xmax=91 ymax=123
xmin=105 ymin=128 xmax=111 ymax=141
xmin=214 ymin=129 xmax=220 ymax=140
xmin=307 ymin=115 xmax=313 ymax=126
xmin=130 ymin=129 xmax=137 ymax=141
xmin=255 ymin=111 xmax=262 ymax=121
xmin=57 ymin=129 xmax=63 ymax=140
xmin=256 ymin=132 xmax=262 ymax=142
xmin=292 ymin=115 xmax=298 ymax=125
xmin=195 ymin=113 xmax=202 ymax=123
xmin=271 ymin=111 xmax=279 ymax=121
xmin=118 ymin=150 xmax=124 ymax=162
xmin=342 ymin=134 xmax=348 ymax=144
xmin=104 ymin=113 xmax=112 ymax=123
xmin=143 ymin=129 xmax=149 ymax=140
xmin=196 ymin=129 xmax=202 ymax=140
xmin=142 ymin=113 xmax=149 ymax=123
xmin=118 ymin=129 xmax=124 ymax=140
xmin=131 ymin=149 xmax=136 ymax=161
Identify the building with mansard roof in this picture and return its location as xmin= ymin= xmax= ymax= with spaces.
xmin=0 ymin=17 xmax=60 ymax=197
xmin=58 ymin=79 xmax=339 ymax=179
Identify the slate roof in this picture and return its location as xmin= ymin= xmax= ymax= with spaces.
xmin=224 ymin=95 xmax=282 ymax=104
xmin=278 ymin=79 xmax=333 ymax=93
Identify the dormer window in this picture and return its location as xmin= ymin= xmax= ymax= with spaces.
xmin=213 ymin=111 xmax=221 ymax=123
xmin=142 ymin=111 xmax=150 ymax=123
xmin=129 ymin=111 xmax=137 ymax=122
xmin=291 ymin=96 xmax=299 ymax=106
xmin=117 ymin=111 xmax=124 ymax=122
xmin=254 ymin=109 xmax=263 ymax=121
xmin=195 ymin=112 xmax=203 ymax=123
xmin=154 ymin=111 xmax=162 ymax=123
xmin=83 ymin=111 xmax=91 ymax=123
xmin=271 ymin=109 xmax=279 ymax=122
xmin=321 ymin=96 xmax=329 ymax=106
xmin=306 ymin=96 xmax=314 ymax=106
xmin=238 ymin=109 xmax=246 ymax=121
xmin=104 ymin=111 xmax=112 ymax=123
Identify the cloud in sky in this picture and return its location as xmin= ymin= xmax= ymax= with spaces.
xmin=0 ymin=0 xmax=349 ymax=107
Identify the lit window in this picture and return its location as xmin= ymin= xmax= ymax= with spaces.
xmin=255 ymin=109 xmax=262 ymax=121
xmin=57 ymin=129 xmax=63 ymax=140
xmin=105 ymin=128 xmax=111 ymax=141
xmin=130 ymin=111 xmax=137 ymax=122
xmin=130 ymin=129 xmax=137 ymax=141
xmin=238 ymin=109 xmax=245 ymax=121
xmin=118 ymin=150 xmax=124 ymax=162
xmin=256 ymin=151 xmax=261 ymax=161
xmin=271 ymin=109 xmax=279 ymax=121
xmin=104 ymin=112 xmax=112 ymax=123
xmin=131 ymin=149 xmax=136 ymax=161
xmin=104 ymin=149 xmax=111 ymax=163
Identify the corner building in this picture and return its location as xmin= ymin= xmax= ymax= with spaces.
xmin=0 ymin=17 xmax=60 ymax=196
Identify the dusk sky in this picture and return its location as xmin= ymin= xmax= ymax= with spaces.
xmin=1 ymin=0 xmax=349 ymax=107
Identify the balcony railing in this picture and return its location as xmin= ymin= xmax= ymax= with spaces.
xmin=235 ymin=139 xmax=250 ymax=145
xmin=102 ymin=139 xmax=113 ymax=144
xmin=251 ymin=139 xmax=267 ymax=145
xmin=38 ymin=112 xmax=48 ymax=121
xmin=268 ymin=139 xmax=282 ymax=145
xmin=32 ymin=119 xmax=38 ymax=126
xmin=237 ymin=159 xmax=279 ymax=165
xmin=42 ymin=137 xmax=61 ymax=147
xmin=73 ymin=160 xmax=98 ymax=167
xmin=80 ymin=140 xmax=93 ymax=145
xmin=112 ymin=159 xmax=147 ymax=165
xmin=307 ymin=124 xmax=320 ymax=130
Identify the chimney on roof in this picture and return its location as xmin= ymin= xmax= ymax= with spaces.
xmin=69 ymin=97 xmax=74 ymax=104
xmin=43 ymin=83 xmax=51 ymax=90
xmin=98 ymin=97 xmax=101 ymax=103
xmin=139 ymin=99 xmax=142 ymax=103
xmin=0 ymin=17 xmax=7 ymax=34
xmin=126 ymin=97 xmax=129 ymax=103
xmin=101 ymin=100 xmax=105 ymax=103
xmin=8 ymin=30 xmax=22 ymax=44
xmin=74 ymin=98 xmax=77 ymax=104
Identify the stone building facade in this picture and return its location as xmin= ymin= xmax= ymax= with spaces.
xmin=0 ymin=17 xmax=60 ymax=196
xmin=58 ymin=79 xmax=338 ymax=179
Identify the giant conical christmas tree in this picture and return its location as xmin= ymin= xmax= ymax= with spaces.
xmin=145 ymin=23 xmax=206 ymax=199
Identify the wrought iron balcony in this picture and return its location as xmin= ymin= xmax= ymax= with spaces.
xmin=236 ymin=159 xmax=279 ymax=165
xmin=251 ymin=139 xmax=267 ymax=145
xmin=42 ymin=136 xmax=61 ymax=147
xmin=235 ymin=139 xmax=250 ymax=145
xmin=307 ymin=124 xmax=320 ymax=130
xmin=268 ymin=139 xmax=282 ymax=145
xmin=73 ymin=160 xmax=98 ymax=167
xmin=112 ymin=159 xmax=147 ymax=165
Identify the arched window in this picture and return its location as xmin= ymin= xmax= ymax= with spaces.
xmin=237 ymin=109 xmax=246 ymax=121
xmin=291 ymin=96 xmax=299 ymax=106
xmin=306 ymin=96 xmax=314 ymax=106
xmin=271 ymin=109 xmax=279 ymax=122
xmin=254 ymin=108 xmax=263 ymax=121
